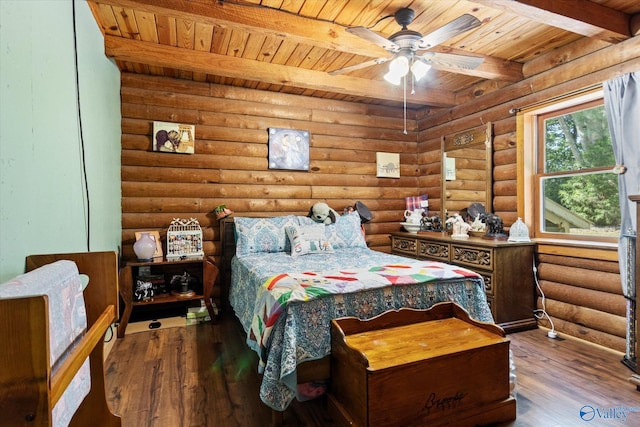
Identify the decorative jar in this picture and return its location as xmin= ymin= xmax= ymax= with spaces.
xmin=133 ymin=232 xmax=157 ymax=261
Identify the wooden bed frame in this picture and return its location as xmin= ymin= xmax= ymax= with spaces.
xmin=0 ymin=251 xmax=121 ymax=426
xmin=220 ymin=216 xmax=508 ymax=426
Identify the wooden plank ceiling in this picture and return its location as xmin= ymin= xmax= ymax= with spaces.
xmin=87 ymin=0 xmax=640 ymax=110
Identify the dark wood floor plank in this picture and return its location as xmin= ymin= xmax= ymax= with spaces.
xmin=105 ymin=315 xmax=640 ymax=426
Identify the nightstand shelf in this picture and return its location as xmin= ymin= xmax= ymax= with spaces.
xmin=117 ymin=257 xmax=218 ymax=337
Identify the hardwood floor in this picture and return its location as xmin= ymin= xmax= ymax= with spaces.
xmin=104 ymin=314 xmax=640 ymax=426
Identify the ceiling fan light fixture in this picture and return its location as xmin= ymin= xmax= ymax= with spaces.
xmin=411 ymin=60 xmax=431 ymax=81
xmin=383 ymin=70 xmax=403 ymax=85
xmin=384 ymin=55 xmax=409 ymax=85
xmin=389 ymin=55 xmax=409 ymax=75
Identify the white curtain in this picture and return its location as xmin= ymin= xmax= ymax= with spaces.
xmin=604 ymin=71 xmax=640 ymax=368
xmin=604 ymin=72 xmax=640 ymax=296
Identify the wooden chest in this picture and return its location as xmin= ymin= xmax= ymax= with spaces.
xmin=328 ymin=302 xmax=516 ymax=427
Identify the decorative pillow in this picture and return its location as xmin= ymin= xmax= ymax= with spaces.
xmin=234 ymin=215 xmax=299 ymax=257
xmin=300 ymin=211 xmax=367 ymax=249
xmin=285 ymin=224 xmax=335 ymax=257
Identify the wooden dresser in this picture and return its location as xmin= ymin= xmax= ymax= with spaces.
xmin=390 ymin=231 xmax=536 ymax=333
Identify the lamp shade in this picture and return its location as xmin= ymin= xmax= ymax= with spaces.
xmin=389 ymin=56 xmax=409 ymax=75
xmin=411 ymin=60 xmax=431 ymax=81
xmin=383 ymin=70 xmax=403 ymax=85
xmin=384 ymin=56 xmax=409 ymax=85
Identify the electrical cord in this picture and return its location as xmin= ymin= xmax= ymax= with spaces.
xmin=532 ymin=260 xmax=557 ymax=338
xmin=72 ymin=0 xmax=91 ymax=251
xmin=103 ymin=323 xmax=115 ymax=343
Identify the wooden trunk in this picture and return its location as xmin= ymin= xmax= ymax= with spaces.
xmin=328 ymin=302 xmax=515 ymax=427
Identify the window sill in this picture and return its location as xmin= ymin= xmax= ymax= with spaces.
xmin=532 ymin=238 xmax=617 ymax=250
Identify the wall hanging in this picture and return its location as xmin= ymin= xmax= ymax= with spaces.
xmin=376 ymin=152 xmax=400 ymax=178
xmin=268 ymin=128 xmax=310 ymax=171
xmin=153 ymin=121 xmax=195 ymax=154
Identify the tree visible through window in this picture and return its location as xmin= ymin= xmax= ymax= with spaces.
xmin=536 ymin=98 xmax=620 ymax=240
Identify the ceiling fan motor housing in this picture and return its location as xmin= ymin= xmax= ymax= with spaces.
xmin=390 ymin=31 xmax=423 ymax=51
xmin=394 ymin=8 xmax=415 ymax=28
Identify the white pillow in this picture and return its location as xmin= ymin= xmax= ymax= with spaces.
xmin=285 ymin=224 xmax=335 ymax=257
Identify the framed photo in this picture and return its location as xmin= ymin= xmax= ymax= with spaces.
xmin=376 ymin=152 xmax=400 ymax=178
xmin=268 ymin=128 xmax=310 ymax=171
xmin=134 ymin=231 xmax=163 ymax=259
xmin=153 ymin=121 xmax=195 ymax=154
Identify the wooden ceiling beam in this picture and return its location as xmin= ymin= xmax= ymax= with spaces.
xmin=104 ymin=36 xmax=457 ymax=107
xmin=93 ymin=0 xmax=521 ymax=81
xmin=470 ymin=0 xmax=633 ymax=43
xmin=92 ymin=0 xmax=388 ymax=58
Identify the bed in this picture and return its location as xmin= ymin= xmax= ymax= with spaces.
xmin=225 ymin=212 xmax=496 ymax=413
xmin=0 ymin=251 xmax=121 ymax=427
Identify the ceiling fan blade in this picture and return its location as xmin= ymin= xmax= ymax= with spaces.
xmin=346 ymin=26 xmax=400 ymax=52
xmin=419 ymin=52 xmax=484 ymax=70
xmin=328 ymin=57 xmax=390 ymax=75
xmin=415 ymin=14 xmax=482 ymax=50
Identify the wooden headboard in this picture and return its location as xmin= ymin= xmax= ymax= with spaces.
xmin=220 ymin=217 xmax=237 ymax=309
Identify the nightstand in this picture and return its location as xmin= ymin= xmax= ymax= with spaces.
xmin=117 ymin=256 xmax=218 ymax=337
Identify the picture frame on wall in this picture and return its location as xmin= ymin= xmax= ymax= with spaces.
xmin=153 ymin=121 xmax=195 ymax=154
xmin=376 ymin=152 xmax=400 ymax=178
xmin=268 ymin=128 xmax=310 ymax=171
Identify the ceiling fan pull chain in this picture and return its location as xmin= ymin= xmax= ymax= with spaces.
xmin=411 ymin=67 xmax=416 ymax=96
xmin=403 ymin=76 xmax=408 ymax=135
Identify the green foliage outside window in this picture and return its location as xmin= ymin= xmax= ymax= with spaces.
xmin=542 ymin=104 xmax=620 ymax=235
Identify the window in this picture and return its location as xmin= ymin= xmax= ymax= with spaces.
xmin=522 ymin=90 xmax=620 ymax=242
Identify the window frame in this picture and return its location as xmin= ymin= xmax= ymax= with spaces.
xmin=520 ymin=88 xmax=619 ymax=244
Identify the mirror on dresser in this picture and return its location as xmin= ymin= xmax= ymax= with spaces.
xmin=441 ymin=123 xmax=493 ymax=220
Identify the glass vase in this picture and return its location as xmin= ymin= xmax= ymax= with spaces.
xmin=133 ymin=232 xmax=157 ymax=261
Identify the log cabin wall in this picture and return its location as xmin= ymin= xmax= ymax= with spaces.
xmin=121 ymin=73 xmax=420 ymax=269
xmin=417 ymin=36 xmax=640 ymax=352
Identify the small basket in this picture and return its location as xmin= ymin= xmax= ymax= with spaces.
xmin=166 ymin=218 xmax=204 ymax=261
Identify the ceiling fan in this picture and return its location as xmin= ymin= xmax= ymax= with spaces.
xmin=329 ymin=8 xmax=484 ymax=84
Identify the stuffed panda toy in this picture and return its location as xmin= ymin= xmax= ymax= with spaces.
xmin=308 ymin=202 xmax=339 ymax=224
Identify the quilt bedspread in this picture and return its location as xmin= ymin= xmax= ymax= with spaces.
xmin=250 ymin=261 xmax=482 ymax=369
xmin=230 ymin=248 xmax=494 ymax=411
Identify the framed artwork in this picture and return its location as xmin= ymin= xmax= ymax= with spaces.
xmin=134 ymin=231 xmax=163 ymax=259
xmin=268 ymin=128 xmax=310 ymax=171
xmin=376 ymin=152 xmax=400 ymax=178
xmin=153 ymin=121 xmax=195 ymax=154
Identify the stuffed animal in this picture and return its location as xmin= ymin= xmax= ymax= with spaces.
xmin=308 ymin=202 xmax=339 ymax=224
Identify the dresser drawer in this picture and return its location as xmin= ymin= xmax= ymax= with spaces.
xmin=477 ymin=272 xmax=494 ymax=296
xmin=390 ymin=232 xmax=536 ymax=333
xmin=417 ymin=240 xmax=449 ymax=260
xmin=391 ymin=236 xmax=417 ymax=257
xmin=451 ymin=244 xmax=494 ymax=270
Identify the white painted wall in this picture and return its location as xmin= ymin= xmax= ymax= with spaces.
xmin=0 ymin=0 xmax=121 ymax=281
